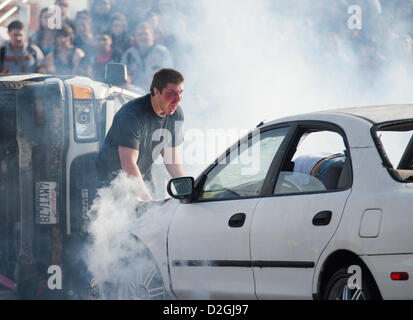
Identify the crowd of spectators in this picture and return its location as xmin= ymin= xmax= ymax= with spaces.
xmin=3 ymin=0 xmax=413 ymax=92
xmin=0 ymin=0 xmax=187 ymax=93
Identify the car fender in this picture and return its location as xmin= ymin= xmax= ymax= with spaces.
xmin=129 ymin=198 xmax=181 ymax=294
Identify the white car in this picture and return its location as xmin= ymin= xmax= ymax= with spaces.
xmin=125 ymin=105 xmax=413 ymax=300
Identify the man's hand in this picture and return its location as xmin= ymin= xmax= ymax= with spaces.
xmin=118 ymin=146 xmax=153 ymax=200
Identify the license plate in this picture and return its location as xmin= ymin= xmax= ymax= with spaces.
xmin=35 ymin=182 xmax=58 ymax=224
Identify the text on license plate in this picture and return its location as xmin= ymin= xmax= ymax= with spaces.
xmin=35 ymin=182 xmax=58 ymax=224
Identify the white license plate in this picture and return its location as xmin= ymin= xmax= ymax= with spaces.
xmin=35 ymin=182 xmax=58 ymax=224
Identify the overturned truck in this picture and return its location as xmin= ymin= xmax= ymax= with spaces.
xmin=0 ymin=70 xmax=139 ymax=299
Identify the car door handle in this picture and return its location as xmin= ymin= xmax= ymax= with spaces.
xmin=312 ymin=211 xmax=332 ymax=226
xmin=228 ymin=213 xmax=246 ymax=228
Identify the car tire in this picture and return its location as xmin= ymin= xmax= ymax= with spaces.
xmin=323 ymin=266 xmax=380 ymax=300
xmin=96 ymin=245 xmax=168 ymax=300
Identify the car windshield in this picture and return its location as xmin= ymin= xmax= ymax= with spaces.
xmin=375 ymin=121 xmax=413 ymax=182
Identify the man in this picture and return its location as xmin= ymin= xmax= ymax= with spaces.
xmin=96 ymin=68 xmax=185 ymax=200
xmin=0 ymin=20 xmax=45 ymax=74
xmin=55 ymin=0 xmax=74 ymax=29
xmin=74 ymin=11 xmax=96 ymax=77
xmin=93 ymin=32 xmax=121 ymax=81
xmin=121 ymin=22 xmax=173 ymax=91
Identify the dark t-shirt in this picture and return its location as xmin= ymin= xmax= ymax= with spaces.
xmin=96 ymin=94 xmax=184 ymax=182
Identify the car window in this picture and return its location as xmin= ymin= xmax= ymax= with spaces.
xmin=199 ymin=127 xmax=290 ymax=201
xmin=375 ymin=121 xmax=413 ymax=182
xmin=274 ymin=129 xmax=350 ymax=195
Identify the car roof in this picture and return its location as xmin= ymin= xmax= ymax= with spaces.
xmin=265 ymin=104 xmax=413 ymax=128
xmin=320 ymin=105 xmax=413 ymax=124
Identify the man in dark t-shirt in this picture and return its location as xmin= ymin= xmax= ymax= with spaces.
xmin=96 ymin=68 xmax=185 ymax=200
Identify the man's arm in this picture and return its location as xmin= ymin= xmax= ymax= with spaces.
xmin=163 ymin=147 xmax=185 ymax=178
xmin=118 ymin=146 xmax=153 ymax=200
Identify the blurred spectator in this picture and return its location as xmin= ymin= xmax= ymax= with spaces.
xmin=74 ymin=10 xmax=96 ymax=72
xmin=91 ymin=0 xmax=113 ymax=34
xmin=121 ymin=22 xmax=173 ymax=90
xmin=114 ymin=0 xmax=154 ymax=34
xmin=55 ymin=0 xmax=74 ymax=29
xmin=30 ymin=8 xmax=56 ymax=56
xmin=93 ymin=31 xmax=122 ymax=81
xmin=45 ymin=24 xmax=84 ymax=75
xmin=155 ymin=0 xmax=187 ymax=66
xmin=109 ymin=12 xmax=132 ymax=55
xmin=0 ymin=20 xmax=45 ymax=74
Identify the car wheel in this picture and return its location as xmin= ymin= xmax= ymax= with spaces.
xmin=116 ymin=256 xmax=167 ymax=300
xmin=323 ymin=267 xmax=379 ymax=300
xmin=96 ymin=249 xmax=167 ymax=300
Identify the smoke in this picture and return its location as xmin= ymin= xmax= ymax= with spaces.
xmin=83 ymin=172 xmax=170 ymax=300
xmin=81 ymin=0 xmax=413 ymax=300
xmin=174 ymin=0 xmax=413 ymax=176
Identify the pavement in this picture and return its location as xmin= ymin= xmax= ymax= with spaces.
xmin=0 ymin=289 xmax=18 ymax=300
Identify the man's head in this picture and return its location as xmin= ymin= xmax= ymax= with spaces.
xmin=55 ymin=0 xmax=69 ymax=20
xmin=150 ymin=68 xmax=184 ymax=116
xmin=134 ymin=22 xmax=154 ymax=52
xmin=110 ymin=12 xmax=128 ymax=36
xmin=92 ymin=0 xmax=112 ymax=16
xmin=8 ymin=20 xmax=26 ymax=50
xmin=75 ymin=10 xmax=92 ymax=38
xmin=56 ymin=24 xmax=74 ymax=48
xmin=96 ymin=31 xmax=112 ymax=53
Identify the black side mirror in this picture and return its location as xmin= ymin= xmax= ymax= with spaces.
xmin=167 ymin=177 xmax=195 ymax=200
xmin=105 ymin=63 xmax=128 ymax=86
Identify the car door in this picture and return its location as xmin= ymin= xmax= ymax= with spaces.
xmin=250 ymin=123 xmax=353 ymax=299
xmin=168 ymin=126 xmax=291 ymax=299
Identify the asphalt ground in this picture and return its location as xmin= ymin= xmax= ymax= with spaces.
xmin=0 ymin=289 xmax=18 ymax=300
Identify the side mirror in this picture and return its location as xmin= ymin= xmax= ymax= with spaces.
xmin=105 ymin=63 xmax=128 ymax=86
xmin=167 ymin=177 xmax=195 ymax=200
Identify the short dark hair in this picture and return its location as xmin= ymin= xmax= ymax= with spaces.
xmin=56 ymin=24 xmax=75 ymax=44
xmin=8 ymin=20 xmax=24 ymax=33
xmin=150 ymin=68 xmax=184 ymax=96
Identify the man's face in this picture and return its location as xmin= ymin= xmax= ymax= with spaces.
xmin=9 ymin=29 xmax=25 ymax=50
xmin=97 ymin=34 xmax=112 ymax=52
xmin=56 ymin=1 xmax=69 ymax=19
xmin=135 ymin=25 xmax=154 ymax=51
xmin=75 ymin=19 xmax=91 ymax=37
xmin=111 ymin=20 xmax=124 ymax=36
xmin=95 ymin=0 xmax=111 ymax=15
xmin=154 ymin=82 xmax=184 ymax=116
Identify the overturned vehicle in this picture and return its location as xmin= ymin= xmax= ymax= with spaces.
xmin=0 ymin=66 xmax=141 ymax=299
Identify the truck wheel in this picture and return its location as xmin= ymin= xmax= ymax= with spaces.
xmin=323 ymin=266 xmax=379 ymax=300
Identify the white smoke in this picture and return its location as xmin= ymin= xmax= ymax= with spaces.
xmin=176 ymin=0 xmax=413 ymax=176
xmin=84 ymin=172 xmax=169 ymax=300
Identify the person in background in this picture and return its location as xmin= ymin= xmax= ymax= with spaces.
xmin=45 ymin=24 xmax=84 ymax=75
xmin=109 ymin=13 xmax=132 ymax=56
xmin=93 ymin=31 xmax=122 ymax=81
xmin=114 ymin=0 xmax=154 ymax=34
xmin=74 ymin=10 xmax=96 ymax=76
xmin=91 ymin=0 xmax=113 ymax=34
xmin=55 ymin=0 xmax=74 ymax=29
xmin=0 ymin=20 xmax=45 ymax=74
xmin=30 ymin=7 xmax=56 ymax=56
xmin=121 ymin=22 xmax=173 ymax=90
xmin=74 ymin=11 xmax=96 ymax=59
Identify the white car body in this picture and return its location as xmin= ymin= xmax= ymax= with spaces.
xmin=134 ymin=105 xmax=413 ymax=300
